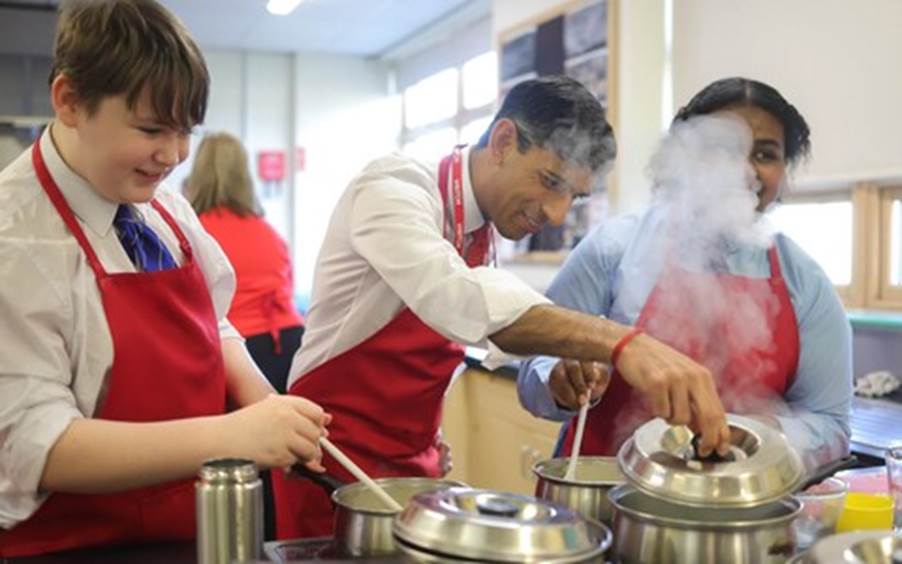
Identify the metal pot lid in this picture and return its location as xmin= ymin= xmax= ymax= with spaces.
xmin=533 ymin=456 xmax=624 ymax=486
xmin=618 ymin=414 xmax=804 ymax=507
xmin=392 ymin=487 xmax=611 ymax=562
xmin=794 ymin=530 xmax=900 ymax=564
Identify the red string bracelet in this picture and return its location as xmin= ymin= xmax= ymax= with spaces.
xmin=611 ymin=327 xmax=643 ymax=371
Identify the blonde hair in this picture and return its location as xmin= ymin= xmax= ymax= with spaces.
xmin=188 ymin=132 xmax=262 ymax=217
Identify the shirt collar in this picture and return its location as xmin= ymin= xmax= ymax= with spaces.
xmin=460 ymin=145 xmax=486 ymax=234
xmin=40 ymin=124 xmax=118 ymax=237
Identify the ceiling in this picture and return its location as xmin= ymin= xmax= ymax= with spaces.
xmin=160 ymin=0 xmax=480 ymax=56
xmin=0 ymin=0 xmax=484 ymax=56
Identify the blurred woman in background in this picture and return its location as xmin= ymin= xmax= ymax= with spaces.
xmin=188 ymin=132 xmax=304 ymax=394
xmin=187 ymin=132 xmax=304 ymax=539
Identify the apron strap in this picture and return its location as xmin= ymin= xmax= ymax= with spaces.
xmin=31 ymin=141 xmax=108 ymax=280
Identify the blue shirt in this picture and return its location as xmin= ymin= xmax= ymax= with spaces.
xmin=517 ymin=204 xmax=853 ymax=470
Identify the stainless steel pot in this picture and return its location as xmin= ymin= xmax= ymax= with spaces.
xmin=608 ymin=485 xmax=801 ymax=564
xmin=533 ymin=456 xmax=625 ymax=525
xmin=293 ymin=466 xmax=462 ymax=557
xmin=789 ymin=530 xmax=901 ymax=564
xmin=393 ymin=487 xmax=611 ymax=563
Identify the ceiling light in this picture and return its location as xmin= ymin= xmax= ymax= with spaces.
xmin=266 ymin=0 xmax=303 ymax=16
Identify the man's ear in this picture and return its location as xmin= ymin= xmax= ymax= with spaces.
xmin=50 ymin=74 xmax=82 ymax=128
xmin=487 ymin=118 xmax=519 ymax=166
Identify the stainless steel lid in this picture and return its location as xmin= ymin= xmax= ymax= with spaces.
xmin=618 ymin=414 xmax=804 ymax=507
xmin=792 ymin=531 xmax=901 ymax=564
xmin=533 ymin=456 xmax=624 ymax=485
xmin=392 ymin=487 xmax=611 ymax=562
xmin=331 ymin=477 xmax=463 ymax=514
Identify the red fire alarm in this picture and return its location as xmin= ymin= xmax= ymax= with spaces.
xmin=257 ymin=150 xmax=286 ymax=182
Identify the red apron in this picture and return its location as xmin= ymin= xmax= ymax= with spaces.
xmin=561 ymin=246 xmax=800 ymax=456
xmin=0 ymin=142 xmax=226 ymax=557
xmin=272 ymin=147 xmax=489 ymax=539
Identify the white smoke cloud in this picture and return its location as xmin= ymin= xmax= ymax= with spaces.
xmin=639 ymin=114 xmax=784 ymax=419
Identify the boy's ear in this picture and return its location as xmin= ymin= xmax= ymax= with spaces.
xmin=50 ymin=74 xmax=82 ymax=128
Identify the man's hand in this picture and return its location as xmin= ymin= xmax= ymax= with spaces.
xmin=548 ymin=360 xmax=611 ymax=410
xmin=615 ymin=333 xmax=731 ymax=457
xmin=435 ymin=431 xmax=453 ymax=476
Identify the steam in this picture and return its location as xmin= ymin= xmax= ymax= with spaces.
xmin=636 ymin=115 xmax=785 ymax=428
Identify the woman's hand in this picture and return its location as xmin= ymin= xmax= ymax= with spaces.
xmin=547 ymin=360 xmax=610 ymax=410
xmin=218 ymin=394 xmax=331 ymax=471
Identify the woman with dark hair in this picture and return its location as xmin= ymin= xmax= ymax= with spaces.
xmin=519 ymin=77 xmax=852 ymax=472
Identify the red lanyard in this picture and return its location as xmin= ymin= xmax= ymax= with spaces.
xmin=450 ymin=146 xmax=465 ymax=255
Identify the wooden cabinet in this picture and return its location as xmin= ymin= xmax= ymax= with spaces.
xmin=441 ymin=367 xmax=563 ymax=495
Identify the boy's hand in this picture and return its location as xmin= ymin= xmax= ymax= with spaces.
xmin=220 ymin=394 xmax=331 ymax=471
xmin=548 ymin=360 xmax=610 ymax=410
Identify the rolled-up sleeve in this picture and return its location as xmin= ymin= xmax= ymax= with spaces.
xmin=774 ymin=239 xmax=853 ymax=472
xmin=0 ymin=242 xmax=83 ymax=529
xmin=349 ymin=174 xmax=548 ymax=349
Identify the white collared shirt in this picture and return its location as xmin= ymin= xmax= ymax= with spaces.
xmin=0 ymin=129 xmax=239 ymax=528
xmin=289 ymin=147 xmax=549 ymax=384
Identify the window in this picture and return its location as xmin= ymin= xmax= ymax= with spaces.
xmin=402 ymin=127 xmax=457 ymax=163
xmin=462 ymin=52 xmax=498 ymax=110
xmin=889 ymin=196 xmax=902 ymax=286
xmin=404 ymin=68 xmax=458 ymax=129
xmin=460 ymin=116 xmax=493 ymax=145
xmin=770 ymin=200 xmax=853 ymax=286
xmin=400 ymin=52 xmax=498 ymax=162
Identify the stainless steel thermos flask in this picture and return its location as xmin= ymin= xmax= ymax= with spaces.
xmin=196 ymin=458 xmax=263 ymax=563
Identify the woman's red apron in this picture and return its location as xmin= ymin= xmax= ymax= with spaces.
xmin=561 ymin=246 xmax=800 ymax=456
xmin=0 ymin=141 xmax=226 ymax=557
xmin=273 ymin=147 xmax=489 ymax=539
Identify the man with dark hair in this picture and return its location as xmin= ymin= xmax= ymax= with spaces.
xmin=274 ymin=76 xmax=732 ymax=538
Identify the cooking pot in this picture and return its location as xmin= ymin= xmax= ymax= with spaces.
xmin=293 ymin=466 xmax=463 ymax=557
xmin=393 ymin=487 xmax=611 ymax=563
xmin=608 ymin=415 xmax=813 ymax=563
xmin=788 ymin=530 xmax=901 ymax=563
xmin=609 ymin=484 xmax=801 ymax=564
xmin=533 ymin=456 xmax=625 ymax=525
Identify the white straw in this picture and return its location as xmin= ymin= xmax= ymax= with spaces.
xmin=564 ymin=402 xmax=589 ymax=481
xmin=320 ymin=437 xmax=404 ymax=512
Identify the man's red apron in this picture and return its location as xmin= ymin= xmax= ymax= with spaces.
xmin=0 ymin=141 xmax=226 ymax=557
xmin=272 ymin=146 xmax=489 ymax=539
xmin=561 ymin=246 xmax=800 ymax=456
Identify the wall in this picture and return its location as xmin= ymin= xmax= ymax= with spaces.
xmin=672 ymin=0 xmax=902 ymax=190
xmin=292 ymin=54 xmax=398 ymax=298
xmin=167 ymin=50 xmax=294 ymax=245
xmin=167 ymin=50 xmax=397 ymax=299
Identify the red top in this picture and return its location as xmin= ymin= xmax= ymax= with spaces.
xmin=199 ymin=207 xmax=303 ymax=339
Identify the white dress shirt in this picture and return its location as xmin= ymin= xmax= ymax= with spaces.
xmin=0 ymin=129 xmax=239 ymax=528
xmin=289 ymin=147 xmax=549 ymax=384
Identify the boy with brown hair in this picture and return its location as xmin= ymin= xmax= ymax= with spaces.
xmin=0 ymin=0 xmax=327 ymax=556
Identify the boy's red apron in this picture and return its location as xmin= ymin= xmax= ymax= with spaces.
xmin=560 ymin=245 xmax=800 ymax=456
xmin=273 ymin=146 xmax=489 ymax=539
xmin=0 ymin=141 xmax=226 ymax=557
